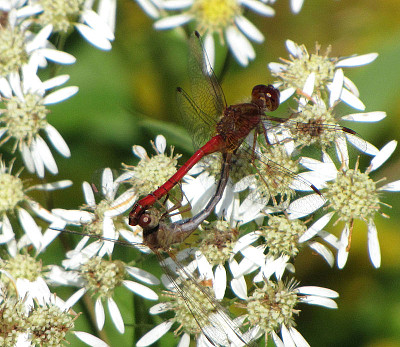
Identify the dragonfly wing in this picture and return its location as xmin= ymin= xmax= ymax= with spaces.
xmin=176 ymin=87 xmax=216 ymax=149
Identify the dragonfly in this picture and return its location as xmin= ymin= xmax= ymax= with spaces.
xmin=129 ymin=31 xmax=367 ymax=227
xmin=129 ymin=31 xmax=281 ymax=226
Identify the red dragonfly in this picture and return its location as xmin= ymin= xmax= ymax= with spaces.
xmin=129 ymin=31 xmax=281 ymax=226
xmin=129 ymin=31 xmax=365 ymax=227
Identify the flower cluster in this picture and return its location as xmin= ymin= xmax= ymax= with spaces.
xmin=0 ymin=2 xmax=397 ymax=347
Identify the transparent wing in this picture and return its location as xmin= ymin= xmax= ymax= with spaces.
xmin=176 ymin=87 xmax=217 ymax=150
xmin=176 ymin=32 xmax=227 ymax=150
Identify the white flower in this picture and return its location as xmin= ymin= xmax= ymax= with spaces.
xmin=233 ymin=214 xmax=336 ymax=282
xmin=29 ymin=0 xmax=115 ymax=50
xmin=47 ymin=251 xmax=159 ymax=334
xmin=241 ymin=279 xmax=338 ymax=346
xmin=288 ymin=140 xmax=400 ymax=268
xmin=137 ymin=249 xmax=254 ymax=346
xmin=152 ymin=0 xmax=275 ymax=66
xmin=269 ymin=39 xmax=378 ymax=110
xmin=0 ymin=13 xmax=76 ymax=78
xmin=0 ymin=159 xmax=71 ymax=250
xmin=52 ymin=168 xmax=137 ymax=256
xmin=0 ymin=68 xmax=78 ymax=177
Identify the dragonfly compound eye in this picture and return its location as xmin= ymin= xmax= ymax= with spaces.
xmin=251 ymin=84 xmax=280 ymax=111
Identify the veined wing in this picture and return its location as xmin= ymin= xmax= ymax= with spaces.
xmin=176 ymin=86 xmax=217 ymax=150
xmin=188 ymin=31 xmax=226 ymax=122
xmin=177 ymin=32 xmax=227 ymax=149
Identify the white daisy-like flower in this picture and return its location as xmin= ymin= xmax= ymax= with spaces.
xmin=29 ymin=0 xmax=115 ymax=50
xmin=152 ymin=0 xmax=275 ymax=66
xmin=0 ymin=68 xmax=78 ymax=177
xmin=0 ymin=159 xmax=71 ymax=251
xmin=288 ymin=140 xmax=400 ymax=268
xmin=0 ymin=269 xmax=110 ymax=347
xmin=116 ymin=134 xmax=183 ymax=201
xmin=137 ymin=251 xmax=253 ymax=346
xmin=47 ymin=248 xmax=160 ymax=334
xmin=52 ymin=168 xmax=137 ymax=256
xmin=269 ymin=39 xmax=378 ymax=109
xmin=0 ymin=11 xmax=76 ymax=78
xmin=232 ymin=214 xmax=336 ymax=282
xmin=239 ymin=278 xmax=338 ymax=346
xmin=273 ymin=94 xmax=382 ymax=163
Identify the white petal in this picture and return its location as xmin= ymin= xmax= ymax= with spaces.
xmin=101 ymin=168 xmax=114 ymax=197
xmin=125 ymin=266 xmax=160 ymax=285
xmin=336 ymin=53 xmax=378 ymax=67
xmin=290 ymin=0 xmax=304 ymax=13
xmin=18 ymin=208 xmax=42 ymax=250
xmin=204 ymin=33 xmax=215 ymax=70
xmin=341 ymin=111 xmax=386 ymax=122
xmin=343 ymin=76 xmax=360 ymax=96
xmin=289 ymin=326 xmax=309 ymax=347
xmin=75 ymin=23 xmax=112 ymax=50
xmin=105 ymin=189 xmax=137 ymax=217
xmin=135 ymin=0 xmax=160 ymax=18
xmin=240 ymin=0 xmax=275 ymax=16
xmin=287 ymin=194 xmax=325 ymax=219
xmin=369 ymin=140 xmax=397 ymax=172
xmin=41 ymin=75 xmax=69 ymax=91
xmin=25 ymin=24 xmax=52 ymax=52
xmin=161 ymin=0 xmax=193 ymax=9
xmin=285 ymin=39 xmax=302 ymax=58
xmin=154 ymin=13 xmax=193 ymax=30
xmin=297 ymin=286 xmax=338 ymax=298
xmin=299 ymin=211 xmax=334 ymax=242
xmin=268 ymin=62 xmax=286 ymax=74
xmin=339 ymin=88 xmax=365 ymax=110
xmin=155 ymin=134 xmax=166 ymax=153
xmin=337 ymin=225 xmax=350 ymax=269
xmin=95 ymin=298 xmax=105 ymax=330
xmin=43 ymin=86 xmax=78 ymax=104
xmin=0 ymin=77 xmax=12 ymax=97
xmin=308 ymin=241 xmax=335 ymax=267
xmin=35 ymin=136 xmax=58 ymax=174
xmin=300 ymin=72 xmax=315 ymax=105
xmin=346 ymin=133 xmax=378 ymax=156
xmin=64 ymin=287 xmax=86 ymax=309
xmin=213 ymin=265 xmax=226 ymax=300
xmin=278 ymin=87 xmax=296 ymax=103
xmin=136 ymin=321 xmax=173 ymax=346
xmin=73 ymin=331 xmax=109 ymax=347
xmin=38 ymin=48 xmax=76 ymax=64
xmin=301 ymin=295 xmax=338 ymax=309
xmin=229 ymin=261 xmax=248 ymax=300
xmin=122 ymin=280 xmax=159 ymax=300
xmin=20 ymin=142 xmax=35 ymax=172
xmin=379 ymin=180 xmax=400 ymax=192
xmin=271 ymin=330 xmax=284 ymax=347
xmin=52 ymin=209 xmax=94 ymax=224
xmin=367 ymin=221 xmax=380 ymax=268
xmin=281 ymin=324 xmax=296 ymax=347
xmin=107 ymin=297 xmax=124 ymax=333
xmin=82 ymin=9 xmax=114 ymax=40
xmin=82 ymin=182 xmax=96 ymax=207
xmin=235 ymin=15 xmax=264 ymax=43
xmin=31 ymin=139 xmax=45 ymax=177
xmin=44 ymin=124 xmax=71 ymax=157
xmin=226 ymin=26 xmax=255 ymax=66
xmin=329 ymin=68 xmax=344 ymax=107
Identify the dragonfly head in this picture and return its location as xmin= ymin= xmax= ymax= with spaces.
xmin=251 ymin=84 xmax=280 ymax=111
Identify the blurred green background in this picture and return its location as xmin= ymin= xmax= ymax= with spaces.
xmin=27 ymin=0 xmax=400 ymax=346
